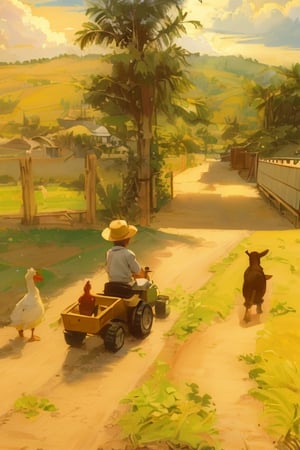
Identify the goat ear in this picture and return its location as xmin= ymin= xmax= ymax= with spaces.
xmin=260 ymin=249 xmax=269 ymax=257
xmin=245 ymin=250 xmax=250 ymax=256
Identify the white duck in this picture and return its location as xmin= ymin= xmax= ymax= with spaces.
xmin=10 ymin=267 xmax=45 ymax=342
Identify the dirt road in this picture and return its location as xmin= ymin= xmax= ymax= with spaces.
xmin=0 ymin=161 xmax=291 ymax=450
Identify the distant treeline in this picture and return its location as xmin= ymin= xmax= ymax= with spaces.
xmin=0 ymin=53 xmax=100 ymax=66
xmin=0 ymin=52 xmax=289 ymax=73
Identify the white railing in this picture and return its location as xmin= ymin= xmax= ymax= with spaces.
xmin=257 ymin=158 xmax=300 ymax=226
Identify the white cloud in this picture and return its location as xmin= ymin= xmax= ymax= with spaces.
xmin=0 ymin=0 xmax=69 ymax=61
xmin=180 ymin=0 xmax=300 ymax=65
xmin=1 ymin=0 xmax=300 ymax=65
xmin=207 ymin=0 xmax=300 ymax=47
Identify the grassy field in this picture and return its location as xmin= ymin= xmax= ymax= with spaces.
xmin=0 ymin=185 xmax=86 ymax=214
xmin=0 ymin=55 xmax=111 ymax=130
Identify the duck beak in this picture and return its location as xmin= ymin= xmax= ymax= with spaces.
xmin=33 ymin=272 xmax=43 ymax=282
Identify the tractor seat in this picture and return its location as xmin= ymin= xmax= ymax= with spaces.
xmin=104 ymin=282 xmax=133 ymax=298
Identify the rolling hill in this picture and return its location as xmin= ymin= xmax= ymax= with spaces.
xmin=0 ymin=53 xmax=283 ymax=139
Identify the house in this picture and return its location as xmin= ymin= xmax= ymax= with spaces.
xmin=92 ymin=126 xmax=111 ymax=144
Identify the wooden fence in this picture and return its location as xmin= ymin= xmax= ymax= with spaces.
xmin=230 ymin=147 xmax=259 ymax=181
xmin=1 ymin=154 xmax=97 ymax=226
xmin=230 ymin=147 xmax=300 ymax=227
xmin=257 ymin=158 xmax=300 ymax=227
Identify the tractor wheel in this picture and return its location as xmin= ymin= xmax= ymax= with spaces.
xmin=104 ymin=322 xmax=125 ymax=353
xmin=155 ymin=295 xmax=170 ymax=318
xmin=64 ymin=330 xmax=86 ymax=347
xmin=131 ymin=302 xmax=153 ymax=339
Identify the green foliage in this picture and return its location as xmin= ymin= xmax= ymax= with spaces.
xmin=60 ymin=174 xmax=85 ymax=191
xmin=119 ymin=362 xmax=220 ymax=449
xmin=165 ymin=248 xmax=241 ymax=340
xmin=166 ymin=284 xmax=234 ymax=341
xmin=0 ymin=174 xmax=16 ymax=184
xmin=257 ymin=321 xmax=300 ymax=366
xmin=96 ymin=182 xmax=122 ymax=218
xmin=0 ymin=96 xmax=18 ymax=114
xmin=130 ymin=347 xmax=146 ymax=358
xmin=238 ymin=353 xmax=262 ymax=365
xmin=14 ymin=394 xmax=57 ymax=419
xmin=249 ymin=357 xmax=300 ymax=439
xmin=120 ymin=151 xmax=140 ymax=220
xmin=239 ymin=350 xmax=300 ymax=444
xmin=241 ymin=126 xmax=300 ymax=155
xmin=269 ymin=302 xmax=296 ymax=317
xmin=75 ymin=0 xmax=207 ymax=222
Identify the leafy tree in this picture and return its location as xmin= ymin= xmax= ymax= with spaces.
xmin=249 ymin=83 xmax=277 ymax=129
xmin=275 ymin=63 xmax=300 ymax=127
xmin=75 ymin=0 xmax=203 ymax=225
xmin=0 ymin=97 xmax=18 ymax=115
xmin=197 ymin=126 xmax=218 ymax=154
xmin=243 ymin=64 xmax=300 ymax=154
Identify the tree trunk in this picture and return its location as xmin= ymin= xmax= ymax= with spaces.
xmin=19 ymin=157 xmax=36 ymax=225
xmin=137 ymin=85 xmax=154 ymax=226
xmin=85 ymin=153 xmax=97 ymax=225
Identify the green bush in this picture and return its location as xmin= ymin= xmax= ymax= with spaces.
xmin=0 ymin=174 xmax=16 ymax=184
xmin=119 ymin=362 xmax=221 ymax=449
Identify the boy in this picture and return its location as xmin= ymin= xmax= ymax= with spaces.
xmin=101 ymin=219 xmax=145 ymax=284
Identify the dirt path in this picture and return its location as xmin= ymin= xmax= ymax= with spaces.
xmin=151 ymin=161 xmax=290 ymax=450
xmin=0 ymin=161 xmax=291 ymax=450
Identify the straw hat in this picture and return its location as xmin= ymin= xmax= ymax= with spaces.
xmin=101 ymin=219 xmax=137 ymax=241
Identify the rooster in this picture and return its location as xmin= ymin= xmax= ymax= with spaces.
xmin=10 ymin=268 xmax=45 ymax=341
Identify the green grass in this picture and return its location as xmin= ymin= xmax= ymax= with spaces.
xmin=0 ymin=185 xmax=86 ymax=214
xmin=0 ymin=186 xmax=23 ymax=213
xmin=14 ymin=394 xmax=57 ymax=419
xmin=0 ymin=228 xmax=108 ymax=288
xmin=119 ymin=362 xmax=221 ymax=449
xmin=34 ymin=185 xmax=86 ymax=212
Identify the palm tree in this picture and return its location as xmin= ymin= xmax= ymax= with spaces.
xmin=249 ymin=83 xmax=278 ymax=129
xmin=75 ymin=0 xmax=202 ymax=225
xmin=275 ymin=64 xmax=300 ymax=126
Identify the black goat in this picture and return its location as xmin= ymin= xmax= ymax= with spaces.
xmin=242 ymin=249 xmax=272 ymax=322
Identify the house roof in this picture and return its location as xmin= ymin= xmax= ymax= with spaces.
xmin=93 ymin=126 xmax=110 ymax=137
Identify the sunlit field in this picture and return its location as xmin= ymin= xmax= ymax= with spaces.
xmin=0 ymin=185 xmax=86 ymax=214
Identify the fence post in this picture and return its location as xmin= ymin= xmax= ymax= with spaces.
xmin=85 ymin=153 xmax=97 ymax=224
xmin=19 ymin=157 xmax=36 ymax=225
xmin=170 ymin=171 xmax=174 ymax=199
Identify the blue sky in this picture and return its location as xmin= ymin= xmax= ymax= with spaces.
xmin=1 ymin=0 xmax=300 ymax=65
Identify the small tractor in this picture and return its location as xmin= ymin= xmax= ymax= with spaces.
xmin=61 ymin=268 xmax=170 ymax=352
